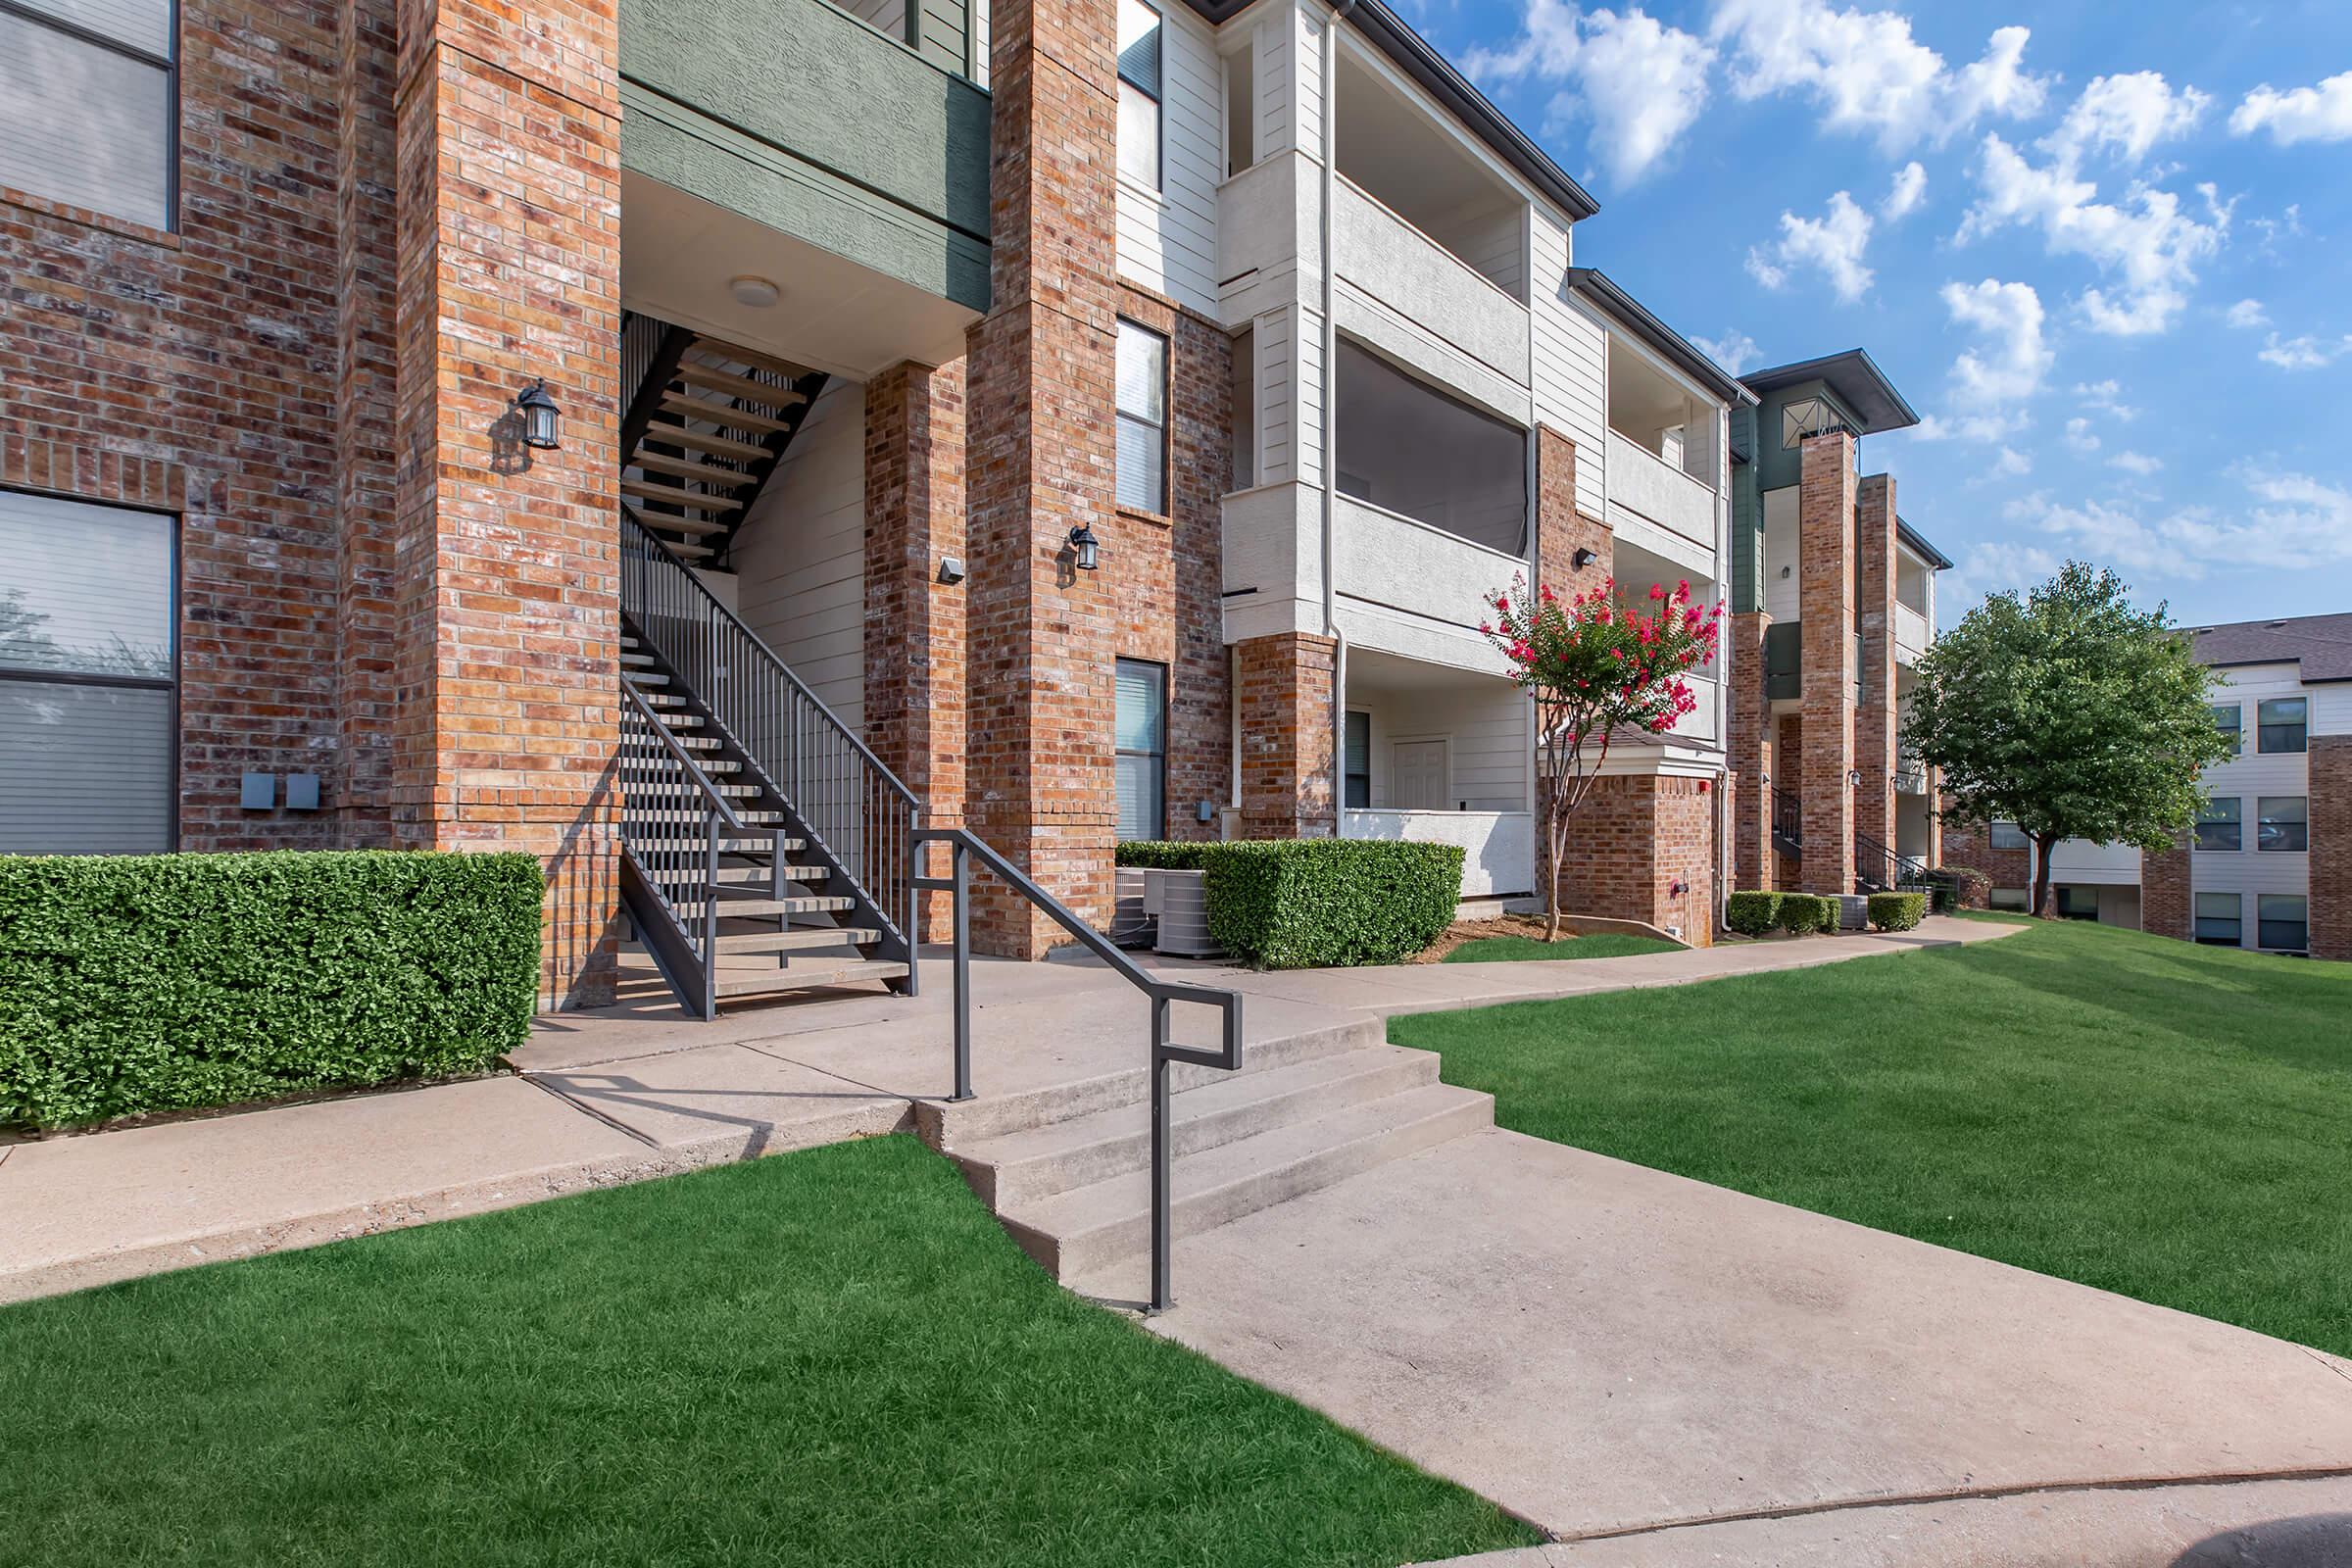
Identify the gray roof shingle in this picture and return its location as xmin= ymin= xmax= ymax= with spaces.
xmin=2189 ymin=612 xmax=2352 ymax=683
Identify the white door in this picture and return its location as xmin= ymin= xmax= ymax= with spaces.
xmin=1394 ymin=740 xmax=1448 ymax=810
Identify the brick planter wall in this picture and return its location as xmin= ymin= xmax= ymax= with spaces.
xmin=1546 ymin=773 xmax=1717 ymax=947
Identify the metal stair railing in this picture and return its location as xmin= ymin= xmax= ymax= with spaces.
xmin=618 ymin=680 xmax=758 ymax=1020
xmin=1854 ymin=829 xmax=1927 ymax=894
xmin=1771 ymin=785 xmax=1804 ymax=852
xmin=620 ymin=512 xmax=919 ymax=981
xmin=913 ymin=827 xmax=1244 ymax=1314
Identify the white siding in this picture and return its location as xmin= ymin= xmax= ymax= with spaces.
xmin=2313 ymin=680 xmax=2352 ymax=737
xmin=1529 ymin=211 xmax=1603 ymax=519
xmin=971 ymin=0 xmax=988 ymax=84
xmin=1351 ymin=684 xmax=1528 ymax=811
xmin=1447 ymin=201 xmax=1524 ymax=301
xmin=1116 ymin=2 xmax=1221 ymax=314
xmin=2190 ymin=663 xmax=2312 ymax=928
xmin=733 ymin=380 xmax=866 ymax=734
xmin=1762 ymin=485 xmax=1800 ymax=623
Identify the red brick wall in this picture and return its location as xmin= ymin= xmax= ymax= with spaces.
xmin=1235 ymin=632 xmax=1336 ymax=839
xmin=1536 ymin=426 xmax=1609 ymax=592
xmin=1940 ymin=817 xmax=2031 ymax=900
xmin=964 ymin=0 xmax=1121 ymax=956
xmin=2140 ymin=833 xmax=2192 ymax=940
xmin=1549 ymin=773 xmax=1717 ymax=946
xmin=1 ymin=0 xmax=364 ymax=853
xmin=864 ymin=360 xmax=968 ymax=940
xmin=1796 ymin=430 xmax=1855 ymax=895
xmin=1854 ymin=472 xmax=1896 ymax=852
xmin=2308 ymin=735 xmax=2349 ymax=961
xmin=1728 ymin=610 xmax=1774 ymax=890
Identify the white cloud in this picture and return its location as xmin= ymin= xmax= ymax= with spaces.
xmin=2001 ymin=492 xmax=2180 ymax=577
xmin=1992 ymin=446 xmax=2032 ymax=477
xmin=1994 ymin=468 xmax=2352 ymax=586
xmin=1958 ymin=134 xmax=2227 ymax=335
xmin=1465 ymin=2 xmax=1715 ymax=184
xmin=1690 ymin=329 xmax=1762 ymax=375
xmin=1931 ymin=277 xmax=2050 ymax=440
xmin=2230 ymin=71 xmax=2352 ymax=146
xmin=1881 ymin=161 xmax=1927 ymax=220
xmin=1947 ymin=539 xmax=2063 ymax=607
xmin=2075 ymin=379 xmax=2139 ymax=420
xmin=1711 ymin=1 xmax=2049 ymax=153
xmin=2064 ymin=417 xmax=2099 ymax=454
xmin=2257 ymin=332 xmax=2352 ymax=370
xmin=2225 ymin=299 xmax=2270 ymax=329
xmin=1746 ymin=190 xmax=1875 ymax=301
xmin=2041 ymin=72 xmax=2210 ymax=166
xmin=2108 ymin=450 xmax=2162 ymax=476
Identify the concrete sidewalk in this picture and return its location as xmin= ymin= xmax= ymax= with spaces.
xmin=0 ymin=917 xmax=2009 ymax=1302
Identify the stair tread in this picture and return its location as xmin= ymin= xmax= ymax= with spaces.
xmin=628 ymin=837 xmax=801 ymax=854
xmin=629 ymin=451 xmax=760 ymax=487
xmin=620 ymin=501 xmax=728 ymax=538
xmin=673 ymin=363 xmax=810 ymax=409
xmin=667 ymin=896 xmax=856 ymax=916
xmin=620 ymin=478 xmax=744 ymax=514
xmin=713 ymin=927 xmax=881 ymax=955
xmin=957 ymin=1046 xmax=1437 ymax=1168
xmin=660 ymin=392 xmax=796 ymax=435
xmin=637 ymin=420 xmax=773 ymax=463
xmin=1004 ymin=1081 xmax=1490 ymax=1244
xmin=694 ymin=341 xmax=816 ymax=381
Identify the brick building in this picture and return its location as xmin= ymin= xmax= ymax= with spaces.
xmin=3 ymin=0 xmax=1759 ymax=1014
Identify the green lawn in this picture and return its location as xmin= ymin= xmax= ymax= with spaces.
xmin=1442 ymin=932 xmax=1683 ymax=963
xmin=0 ymin=1138 xmax=1533 ymax=1568
xmin=1394 ymin=918 xmax=2352 ymax=1356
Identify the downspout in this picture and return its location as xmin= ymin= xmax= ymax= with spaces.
xmin=1321 ymin=0 xmax=1357 ymax=838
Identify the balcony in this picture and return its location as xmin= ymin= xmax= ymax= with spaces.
xmin=1893 ymin=600 xmax=1929 ymax=664
xmin=1331 ymin=495 xmax=1519 ymax=668
xmin=1332 ymin=176 xmax=1530 ymax=389
xmin=1605 ymin=429 xmax=1716 ymax=557
xmin=1345 ymin=809 xmax=1534 ymax=899
xmin=1761 ymin=623 xmax=1864 ymax=705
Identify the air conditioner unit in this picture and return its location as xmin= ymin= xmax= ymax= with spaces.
xmin=1148 ymin=867 xmax=1220 ymax=957
xmin=1112 ymin=867 xmax=1152 ymax=948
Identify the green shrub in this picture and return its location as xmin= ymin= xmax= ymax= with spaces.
xmin=1113 ymin=839 xmax=1463 ymax=968
xmin=1776 ymin=893 xmax=1839 ymax=935
xmin=1724 ymin=891 xmax=1783 ymax=937
xmin=1868 ymin=891 xmax=1929 ymax=932
xmin=0 ymin=851 xmax=544 ymax=1130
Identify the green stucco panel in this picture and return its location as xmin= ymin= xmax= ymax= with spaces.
xmin=1750 ymin=377 xmax=1860 ymax=494
xmin=1729 ymin=404 xmax=1761 ymax=614
xmin=621 ymin=0 xmax=990 ymax=313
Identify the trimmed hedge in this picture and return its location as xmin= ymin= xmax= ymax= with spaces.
xmin=1776 ymin=893 xmax=1841 ymax=935
xmin=1868 ymin=891 xmax=1929 ymax=932
xmin=1724 ymin=891 xmax=1783 ymax=937
xmin=1115 ymin=839 xmax=1463 ymax=968
xmin=1 ymin=851 xmax=544 ymax=1130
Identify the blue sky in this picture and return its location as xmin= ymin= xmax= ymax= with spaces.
xmin=1411 ymin=0 xmax=2352 ymax=628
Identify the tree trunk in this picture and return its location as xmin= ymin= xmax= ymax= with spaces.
xmin=2032 ymin=832 xmax=2057 ymax=918
xmin=1546 ymin=817 xmax=1567 ymax=940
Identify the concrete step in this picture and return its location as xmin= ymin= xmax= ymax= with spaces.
xmin=950 ymin=1045 xmax=1442 ymax=1210
xmin=918 ymin=1014 xmax=1382 ymax=1146
xmin=996 ymin=1081 xmax=1493 ymax=1283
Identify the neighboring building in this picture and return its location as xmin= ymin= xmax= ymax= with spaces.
xmin=0 ymin=0 xmax=1752 ymax=1016
xmin=1956 ymin=613 xmax=2350 ymax=960
xmin=1722 ymin=351 xmax=1951 ymax=900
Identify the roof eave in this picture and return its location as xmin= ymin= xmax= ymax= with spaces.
xmin=1895 ymin=517 xmax=1954 ymax=571
xmin=1740 ymin=348 xmax=1921 ymax=435
xmin=1564 ymin=268 xmax=1758 ymax=408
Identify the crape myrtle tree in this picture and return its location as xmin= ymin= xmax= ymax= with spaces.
xmin=1902 ymin=561 xmax=2232 ymax=918
xmin=1483 ymin=574 xmax=1722 ymax=939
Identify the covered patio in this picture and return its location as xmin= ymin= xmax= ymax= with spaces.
xmin=1338 ymin=647 xmax=1535 ymax=901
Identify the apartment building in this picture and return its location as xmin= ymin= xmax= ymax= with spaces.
xmin=1722 ymin=352 xmax=1952 ymax=901
xmin=0 ymin=0 xmax=1746 ymax=1015
xmin=1950 ymin=614 xmax=2350 ymax=960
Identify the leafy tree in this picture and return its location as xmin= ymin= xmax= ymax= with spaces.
xmin=1903 ymin=562 xmax=2231 ymax=917
xmin=1483 ymin=574 xmax=1721 ymax=938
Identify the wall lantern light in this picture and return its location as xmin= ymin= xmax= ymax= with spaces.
xmin=1571 ymin=546 xmax=1597 ymax=570
xmin=1067 ymin=522 xmax=1102 ymax=571
xmin=1847 ymin=768 xmax=1862 ymax=790
xmin=514 ymin=380 xmax=562 ymax=451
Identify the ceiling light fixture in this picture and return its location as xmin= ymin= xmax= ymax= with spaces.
xmin=730 ymin=275 xmax=781 ymax=309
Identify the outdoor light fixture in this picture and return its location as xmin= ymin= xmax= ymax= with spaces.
xmin=514 ymin=380 xmax=562 ymax=450
xmin=937 ymin=555 xmax=966 ymax=585
xmin=1572 ymin=546 xmax=1597 ymax=570
xmin=730 ymin=274 xmax=781 ymax=308
xmin=1067 ymin=522 xmax=1102 ymax=571
xmin=1848 ymin=768 xmax=1862 ymax=790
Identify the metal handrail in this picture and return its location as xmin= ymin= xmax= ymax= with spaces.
xmin=618 ymin=680 xmax=755 ymax=1018
xmin=1854 ymin=828 xmax=1927 ymax=892
xmin=1771 ymin=784 xmax=1803 ymax=850
xmin=620 ymin=512 xmax=920 ymax=973
xmin=912 ymin=827 xmax=1244 ymax=1314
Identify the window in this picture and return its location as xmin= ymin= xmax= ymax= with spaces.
xmin=2257 ymin=796 xmax=2308 ymax=853
xmin=1116 ymin=0 xmax=1161 ymax=192
xmin=0 ymin=0 xmax=175 ymax=230
xmin=2193 ymin=893 xmax=2241 ymax=947
xmin=1114 ymin=659 xmax=1165 ymax=841
xmin=2258 ymin=894 xmax=2309 ymax=954
xmin=0 ymin=489 xmax=175 ymax=853
xmin=1779 ymin=396 xmax=1838 ymax=449
xmin=2211 ymin=703 xmax=2241 ymax=757
xmin=1343 ymin=710 xmax=1370 ymax=809
xmin=2057 ymin=885 xmax=2099 ymax=921
xmin=1115 ymin=319 xmax=1167 ymax=514
xmin=2257 ymin=697 xmax=2307 ymax=754
xmin=2194 ymin=796 xmax=2241 ymax=852
xmin=1989 ymin=820 xmax=2028 ymax=851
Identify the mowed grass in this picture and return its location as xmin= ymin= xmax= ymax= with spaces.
xmin=0 ymin=1137 xmax=1535 ymax=1568
xmin=1442 ymin=932 xmax=1683 ymax=963
xmin=1393 ymin=917 xmax=2352 ymax=1356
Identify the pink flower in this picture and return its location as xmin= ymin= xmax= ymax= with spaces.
xmin=1649 ymin=582 xmax=1666 ymax=600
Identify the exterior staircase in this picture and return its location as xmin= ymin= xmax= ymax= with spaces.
xmin=920 ymin=1015 xmax=1494 ymax=1289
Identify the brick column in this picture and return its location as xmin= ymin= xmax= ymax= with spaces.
xmin=1235 ymin=632 xmax=1336 ymax=840
xmin=1536 ymin=427 xmax=1610 ymax=588
xmin=1854 ymin=472 xmax=1897 ymax=854
xmin=391 ymin=0 xmax=623 ymax=1007
xmin=2310 ymin=735 xmax=2350 ymax=960
xmin=1796 ymin=430 xmax=1856 ymax=896
xmin=963 ymin=0 xmax=1120 ymax=956
xmin=2141 ymin=833 xmax=2192 ymax=941
xmin=1728 ymin=610 xmax=1774 ymax=890
xmin=865 ymin=361 xmax=968 ymax=941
